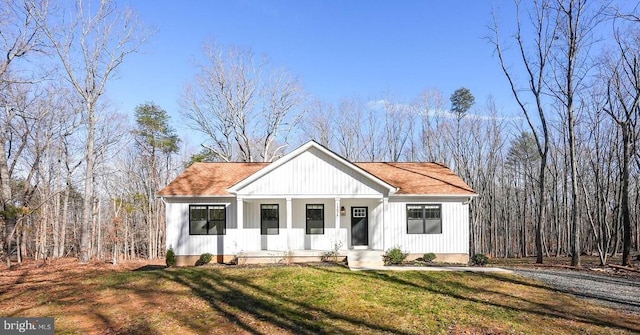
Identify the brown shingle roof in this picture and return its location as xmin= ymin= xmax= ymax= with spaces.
xmin=158 ymin=162 xmax=268 ymax=196
xmin=355 ymin=162 xmax=476 ymax=195
xmin=158 ymin=161 xmax=475 ymax=196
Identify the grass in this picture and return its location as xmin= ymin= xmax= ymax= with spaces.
xmin=0 ymin=260 xmax=639 ymax=334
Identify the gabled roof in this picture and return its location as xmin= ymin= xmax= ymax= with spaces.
xmin=227 ymin=141 xmax=398 ymax=194
xmin=157 ymin=162 xmax=268 ymax=196
xmin=355 ymin=162 xmax=476 ymax=196
xmin=157 ymin=141 xmax=477 ymax=197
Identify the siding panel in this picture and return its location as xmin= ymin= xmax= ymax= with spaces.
xmin=238 ymin=148 xmax=386 ymax=196
xmin=385 ymin=198 xmax=469 ymax=254
xmin=165 ymin=197 xmax=237 ymax=256
xmin=165 ymin=196 xmax=470 ymax=257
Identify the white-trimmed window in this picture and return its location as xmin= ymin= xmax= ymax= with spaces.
xmin=407 ymin=204 xmax=442 ymax=234
xmin=261 ymin=204 xmax=279 ymax=235
xmin=306 ymin=204 xmax=324 ymax=235
xmin=189 ymin=205 xmax=226 ymax=235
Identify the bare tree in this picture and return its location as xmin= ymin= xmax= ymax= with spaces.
xmin=302 ymin=99 xmax=334 ymax=147
xmin=602 ymin=19 xmax=640 ymax=266
xmin=261 ymin=69 xmax=306 ymax=162
xmin=35 ymin=0 xmax=151 ymax=263
xmin=361 ymin=100 xmax=384 ymax=162
xmin=0 ymin=0 xmax=49 ymax=263
xmin=182 ymin=42 xmax=305 ymax=163
xmin=547 ymin=0 xmax=606 ymax=267
xmin=383 ymin=98 xmax=411 ymax=162
xmin=491 ymin=0 xmax=557 ymax=263
xmin=414 ymin=88 xmax=448 ymax=163
xmin=334 ymin=98 xmax=365 ymax=161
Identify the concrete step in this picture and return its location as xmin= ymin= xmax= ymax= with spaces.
xmin=347 ymin=250 xmax=384 ymax=267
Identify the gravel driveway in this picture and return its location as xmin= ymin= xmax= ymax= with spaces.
xmin=512 ymin=268 xmax=640 ymax=314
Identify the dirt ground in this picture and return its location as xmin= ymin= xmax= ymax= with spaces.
xmin=0 ymin=258 xmax=163 ymax=282
xmin=0 ymin=259 xmax=166 ymax=334
xmin=1 ymin=257 xmax=639 ymax=334
xmin=488 ymin=255 xmax=640 ymax=281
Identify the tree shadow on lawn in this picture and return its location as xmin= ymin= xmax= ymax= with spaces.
xmin=158 ymin=268 xmax=412 ymax=335
xmin=1 ymin=269 xmax=173 ymax=334
xmin=133 ymin=265 xmax=167 ymax=272
xmin=313 ymin=267 xmax=640 ymax=333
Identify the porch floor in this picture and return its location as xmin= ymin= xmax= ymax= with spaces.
xmin=234 ymin=249 xmax=384 ymax=266
xmin=235 ymin=249 xmax=348 ymax=265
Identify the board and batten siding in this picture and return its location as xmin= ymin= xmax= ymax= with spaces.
xmin=165 ymin=197 xmax=238 ymax=256
xmin=165 ymin=196 xmax=470 ymax=256
xmin=165 ymin=197 xmax=352 ymax=255
xmin=236 ymin=147 xmax=387 ymax=197
xmin=384 ymin=197 xmax=470 ymax=254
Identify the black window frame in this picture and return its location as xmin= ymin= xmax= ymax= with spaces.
xmin=406 ymin=204 xmax=442 ymax=234
xmin=260 ymin=204 xmax=280 ymax=235
xmin=305 ymin=204 xmax=324 ymax=235
xmin=189 ymin=204 xmax=226 ymax=235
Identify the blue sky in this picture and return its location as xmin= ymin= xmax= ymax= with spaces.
xmin=109 ymin=1 xmax=520 ymax=143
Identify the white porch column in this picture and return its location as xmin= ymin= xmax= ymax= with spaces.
xmin=286 ymin=197 xmax=292 ymax=250
xmin=236 ymin=197 xmax=244 ymax=252
xmin=382 ymin=197 xmax=389 ymax=251
xmin=335 ymin=197 xmax=341 ymax=248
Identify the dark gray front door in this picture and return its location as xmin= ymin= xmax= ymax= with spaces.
xmin=351 ymin=207 xmax=368 ymax=246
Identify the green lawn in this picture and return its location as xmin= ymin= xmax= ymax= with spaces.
xmin=1 ymin=262 xmax=638 ymax=334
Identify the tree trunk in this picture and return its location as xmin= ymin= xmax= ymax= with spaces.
xmin=621 ymin=124 xmax=631 ymax=266
xmin=536 ymin=156 xmax=546 ymax=263
xmin=0 ymin=127 xmax=13 ymax=263
xmin=80 ymin=102 xmax=96 ymax=263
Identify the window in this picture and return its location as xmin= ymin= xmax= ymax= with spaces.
xmin=189 ymin=205 xmax=226 ymax=235
xmin=261 ymin=204 xmax=279 ymax=235
xmin=352 ymin=207 xmax=366 ymax=218
xmin=407 ymin=204 xmax=442 ymax=234
xmin=306 ymin=204 xmax=324 ymax=234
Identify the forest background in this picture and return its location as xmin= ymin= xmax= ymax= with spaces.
xmin=1 ymin=0 xmax=639 ymax=267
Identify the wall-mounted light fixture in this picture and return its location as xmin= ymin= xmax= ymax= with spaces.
xmin=340 ymin=206 xmax=346 ymax=216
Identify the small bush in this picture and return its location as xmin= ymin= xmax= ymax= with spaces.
xmin=321 ymin=241 xmax=344 ymax=262
xmin=423 ymin=253 xmax=436 ymax=263
xmin=195 ymin=253 xmax=213 ymax=266
xmin=471 ymin=253 xmax=489 ymax=266
xmin=383 ymin=247 xmax=408 ymax=265
xmin=165 ymin=247 xmax=176 ymax=267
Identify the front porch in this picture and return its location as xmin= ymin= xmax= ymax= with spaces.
xmin=234 ymin=197 xmax=386 ymax=253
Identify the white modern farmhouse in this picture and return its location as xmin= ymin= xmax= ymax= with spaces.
xmin=159 ymin=141 xmax=476 ymax=266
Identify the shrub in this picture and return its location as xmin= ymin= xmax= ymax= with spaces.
xmin=471 ymin=253 xmax=489 ymax=266
xmin=322 ymin=241 xmax=344 ymax=262
xmin=423 ymin=253 xmax=436 ymax=263
xmin=383 ymin=247 xmax=407 ymax=265
xmin=195 ymin=253 xmax=213 ymax=266
xmin=165 ymin=247 xmax=176 ymax=267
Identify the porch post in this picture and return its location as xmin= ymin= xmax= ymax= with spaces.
xmin=335 ymin=197 xmax=341 ymax=248
xmin=286 ymin=197 xmax=292 ymax=250
xmin=236 ymin=197 xmax=243 ymax=252
xmin=382 ymin=197 xmax=389 ymax=251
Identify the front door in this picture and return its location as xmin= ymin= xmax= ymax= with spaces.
xmin=351 ymin=207 xmax=368 ymax=246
